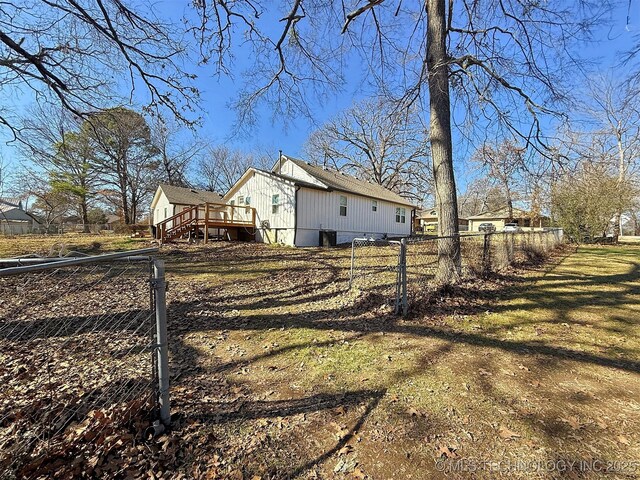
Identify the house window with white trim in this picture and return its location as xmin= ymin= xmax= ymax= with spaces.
xmin=395 ymin=207 xmax=406 ymax=223
xmin=272 ymin=194 xmax=280 ymax=214
xmin=339 ymin=195 xmax=347 ymax=216
xmin=371 ymin=200 xmax=378 ymax=212
xmin=245 ymin=196 xmax=251 ymax=205
xmin=237 ymin=195 xmax=244 ymax=205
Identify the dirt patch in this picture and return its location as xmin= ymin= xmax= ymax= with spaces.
xmin=2 ymin=241 xmax=640 ymax=479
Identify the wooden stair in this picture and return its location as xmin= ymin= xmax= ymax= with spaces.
xmin=156 ymin=202 xmax=256 ymax=244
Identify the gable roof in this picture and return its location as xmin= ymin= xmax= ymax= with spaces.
xmin=0 ymin=198 xmax=38 ymax=223
xmin=279 ymin=155 xmax=415 ymax=207
xmin=155 ymin=184 xmax=223 ymax=206
xmin=467 ymin=206 xmax=546 ymax=220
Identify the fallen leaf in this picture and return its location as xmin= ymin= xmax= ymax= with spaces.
xmin=352 ymin=467 xmax=366 ymax=479
xmin=437 ymin=445 xmax=458 ymax=458
xmin=617 ymin=435 xmax=630 ymax=446
xmin=518 ymin=364 xmax=530 ymax=372
xmin=338 ymin=445 xmax=354 ymax=456
xmin=561 ymin=416 xmax=582 ymax=430
xmin=498 ymin=425 xmax=521 ymax=440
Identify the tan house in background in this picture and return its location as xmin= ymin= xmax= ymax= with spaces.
xmin=468 ymin=207 xmax=549 ymax=232
xmin=415 ymin=207 xmax=469 ymax=233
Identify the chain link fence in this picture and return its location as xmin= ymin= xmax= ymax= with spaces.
xmin=350 ymin=230 xmax=564 ymax=315
xmin=0 ymin=249 xmax=169 ymax=479
xmin=349 ymin=238 xmax=403 ymax=313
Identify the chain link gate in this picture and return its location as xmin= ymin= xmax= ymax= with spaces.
xmin=0 ymin=249 xmax=170 ymax=479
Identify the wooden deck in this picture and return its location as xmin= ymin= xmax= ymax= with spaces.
xmin=156 ymin=202 xmax=256 ymax=243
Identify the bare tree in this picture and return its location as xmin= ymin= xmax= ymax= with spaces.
xmin=458 ymin=178 xmax=509 ymax=218
xmin=16 ymin=170 xmax=71 ymax=232
xmin=304 ymin=98 xmax=432 ymax=203
xmin=151 ymin=117 xmax=203 ymax=187
xmin=193 ymin=146 xmax=267 ymax=194
xmin=1 ymin=0 xmax=197 ymax=139
xmin=552 ymin=162 xmax=636 ymax=241
xmin=580 ymin=75 xmax=640 ymax=236
xmin=191 ymin=0 xmax=605 ymax=285
xmin=471 ymin=139 xmax=526 ymax=221
xmin=18 ymin=107 xmax=101 ymax=232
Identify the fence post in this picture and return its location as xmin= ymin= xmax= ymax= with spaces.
xmin=153 ymin=259 xmax=171 ymax=427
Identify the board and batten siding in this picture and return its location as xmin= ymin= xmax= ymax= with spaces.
xmin=152 ymin=191 xmax=175 ymax=227
xmin=227 ymin=170 xmax=296 ymax=245
xmin=296 ymin=187 xmax=412 ymax=246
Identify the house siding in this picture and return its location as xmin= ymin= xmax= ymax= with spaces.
xmin=296 ymin=187 xmax=411 ymax=246
xmin=226 ymin=171 xmax=296 ymax=244
xmin=152 ymin=191 xmax=175 ymax=227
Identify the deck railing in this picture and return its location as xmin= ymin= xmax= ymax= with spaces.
xmin=156 ymin=202 xmax=256 ymax=243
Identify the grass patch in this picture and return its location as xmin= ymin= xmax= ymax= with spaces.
xmin=0 ymin=233 xmax=149 ymax=257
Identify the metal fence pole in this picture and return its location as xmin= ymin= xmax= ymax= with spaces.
xmin=153 ymin=259 xmax=171 ymax=427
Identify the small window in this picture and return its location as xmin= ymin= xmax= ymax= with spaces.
xmin=164 ymin=207 xmax=167 ymax=218
xmin=272 ymin=194 xmax=280 ymax=214
xmin=245 ymin=196 xmax=251 ymax=206
xmin=339 ymin=195 xmax=347 ymax=216
xmin=237 ymin=195 xmax=244 ymax=205
xmin=371 ymin=200 xmax=378 ymax=212
xmin=395 ymin=207 xmax=406 ymax=224
xmin=230 ymin=200 xmax=235 ymax=206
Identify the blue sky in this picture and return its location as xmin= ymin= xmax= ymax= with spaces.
xmin=1 ymin=1 xmax=638 ymax=193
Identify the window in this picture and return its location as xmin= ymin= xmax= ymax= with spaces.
xmin=339 ymin=195 xmax=347 ymax=216
xmin=371 ymin=200 xmax=378 ymax=212
xmin=164 ymin=207 xmax=167 ymax=218
xmin=230 ymin=200 xmax=235 ymax=206
xmin=237 ymin=195 xmax=244 ymax=205
xmin=272 ymin=194 xmax=280 ymax=214
xmin=245 ymin=196 xmax=251 ymax=206
xmin=395 ymin=207 xmax=406 ymax=224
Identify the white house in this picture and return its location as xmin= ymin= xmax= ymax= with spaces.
xmin=0 ymin=199 xmax=39 ymax=235
xmin=150 ymin=184 xmax=223 ymax=229
xmin=224 ymin=155 xmax=415 ymax=246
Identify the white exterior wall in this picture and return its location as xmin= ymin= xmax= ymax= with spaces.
xmin=296 ymin=187 xmax=412 ymax=246
xmin=227 ymin=171 xmax=296 ymax=245
xmin=151 ymin=191 xmax=175 ymax=227
xmin=276 ymin=159 xmax=326 ymax=187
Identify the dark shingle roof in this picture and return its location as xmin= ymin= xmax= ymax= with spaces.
xmin=159 ymin=184 xmax=223 ymax=205
xmin=280 ymin=156 xmax=415 ymax=207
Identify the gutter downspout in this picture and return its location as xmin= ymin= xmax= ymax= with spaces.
xmin=293 ymin=185 xmax=300 ymax=246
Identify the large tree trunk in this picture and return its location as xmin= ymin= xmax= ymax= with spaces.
xmin=426 ymin=0 xmax=461 ymax=285
xmin=80 ymin=199 xmax=90 ymax=233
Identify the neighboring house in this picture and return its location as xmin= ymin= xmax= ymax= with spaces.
xmin=224 ymin=155 xmax=415 ymax=247
xmin=468 ymin=207 xmax=549 ymax=232
xmin=150 ymin=184 xmax=224 ymax=229
xmin=415 ymin=207 xmax=469 ymax=233
xmin=104 ymin=215 xmax=121 ymax=231
xmin=0 ymin=199 xmax=39 ymax=234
